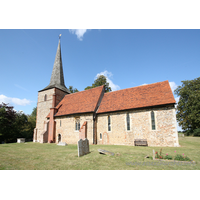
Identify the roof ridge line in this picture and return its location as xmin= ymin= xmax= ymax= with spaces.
xmin=65 ymin=85 xmax=104 ymax=97
xmin=104 ymin=80 xmax=169 ymax=95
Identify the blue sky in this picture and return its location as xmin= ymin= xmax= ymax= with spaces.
xmin=1 ymin=0 xmax=200 ymax=195
xmin=0 ymin=29 xmax=200 ymax=131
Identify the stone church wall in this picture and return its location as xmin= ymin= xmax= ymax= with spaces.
xmin=35 ymin=88 xmax=67 ymax=142
xmin=55 ymin=88 xmax=67 ymax=106
xmin=96 ymin=105 xmax=179 ymax=147
xmin=36 ymin=89 xmax=54 ymax=142
xmin=55 ymin=113 xmax=94 ymax=144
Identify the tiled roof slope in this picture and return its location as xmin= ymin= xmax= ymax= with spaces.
xmin=54 ymin=85 xmax=104 ymax=117
xmin=97 ymin=81 xmax=176 ymax=114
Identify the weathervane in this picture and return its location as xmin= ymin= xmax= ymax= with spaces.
xmin=59 ymin=34 xmax=62 ymax=39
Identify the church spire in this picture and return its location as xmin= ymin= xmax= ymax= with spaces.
xmin=40 ymin=37 xmax=70 ymax=93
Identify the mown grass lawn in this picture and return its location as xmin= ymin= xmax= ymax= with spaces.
xmin=0 ymin=137 xmax=199 ymax=170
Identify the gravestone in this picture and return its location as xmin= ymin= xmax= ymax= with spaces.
xmin=17 ymin=138 xmax=25 ymax=143
xmin=78 ymin=138 xmax=89 ymax=157
xmin=98 ymin=149 xmax=115 ymax=156
xmin=57 ymin=142 xmax=67 ymax=146
xmin=153 ymin=149 xmax=155 ymax=160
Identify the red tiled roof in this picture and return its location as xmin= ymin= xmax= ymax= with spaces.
xmin=54 ymin=85 xmax=104 ymax=117
xmin=97 ymin=80 xmax=176 ymax=114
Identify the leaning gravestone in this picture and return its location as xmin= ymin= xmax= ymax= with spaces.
xmin=57 ymin=142 xmax=67 ymax=146
xmin=17 ymin=138 xmax=25 ymax=143
xmin=98 ymin=149 xmax=115 ymax=156
xmin=78 ymin=138 xmax=89 ymax=157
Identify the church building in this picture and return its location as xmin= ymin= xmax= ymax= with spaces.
xmin=33 ymin=38 xmax=179 ymax=147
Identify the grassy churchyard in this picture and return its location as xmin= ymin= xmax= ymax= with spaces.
xmin=0 ymin=136 xmax=199 ymax=170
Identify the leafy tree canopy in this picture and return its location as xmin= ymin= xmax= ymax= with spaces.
xmin=0 ymin=104 xmax=37 ymax=143
xmin=84 ymin=75 xmax=112 ymax=93
xmin=0 ymin=103 xmax=17 ymax=143
xmin=68 ymin=86 xmax=79 ymax=93
xmin=174 ymin=77 xmax=200 ymax=134
xmin=30 ymin=107 xmax=37 ymax=118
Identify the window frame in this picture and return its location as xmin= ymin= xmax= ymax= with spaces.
xmin=108 ymin=115 xmax=111 ymax=132
xmin=126 ymin=113 xmax=130 ymax=131
xmin=151 ymin=111 xmax=156 ymax=130
xmin=75 ymin=117 xmax=80 ymax=131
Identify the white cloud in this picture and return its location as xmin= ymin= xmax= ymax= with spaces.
xmin=169 ymin=81 xmax=178 ymax=93
xmin=96 ymin=70 xmax=120 ymax=91
xmin=69 ymin=29 xmax=88 ymax=41
xmin=0 ymin=94 xmax=31 ymax=106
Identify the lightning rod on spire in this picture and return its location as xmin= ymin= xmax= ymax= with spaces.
xmin=59 ymin=34 xmax=62 ymax=39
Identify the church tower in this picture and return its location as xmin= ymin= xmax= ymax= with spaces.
xmin=33 ymin=37 xmax=70 ymax=143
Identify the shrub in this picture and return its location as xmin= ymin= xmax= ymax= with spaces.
xmin=155 ymin=149 xmax=164 ymax=159
xmin=164 ymin=155 xmax=173 ymax=160
xmin=183 ymin=156 xmax=191 ymax=161
xmin=174 ymin=154 xmax=191 ymax=161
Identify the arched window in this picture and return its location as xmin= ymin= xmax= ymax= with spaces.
xmin=75 ymin=117 xmax=80 ymax=131
xmin=100 ymin=133 xmax=102 ymax=140
xmin=127 ymin=113 xmax=130 ymax=131
xmin=44 ymin=94 xmax=47 ymax=101
xmin=151 ymin=111 xmax=156 ymax=130
xmin=108 ymin=115 xmax=111 ymax=131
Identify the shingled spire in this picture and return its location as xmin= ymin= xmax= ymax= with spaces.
xmin=40 ymin=38 xmax=70 ymax=93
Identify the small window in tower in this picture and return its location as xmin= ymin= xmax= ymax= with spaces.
xmin=151 ymin=111 xmax=156 ymax=130
xmin=108 ymin=115 xmax=111 ymax=131
xmin=60 ymin=120 xmax=61 ymax=127
xmin=44 ymin=94 xmax=47 ymax=101
xmin=75 ymin=117 xmax=80 ymax=131
xmin=100 ymin=133 xmax=102 ymax=140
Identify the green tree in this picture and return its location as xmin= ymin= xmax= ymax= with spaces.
xmin=24 ymin=107 xmax=37 ymax=140
xmin=14 ymin=111 xmax=28 ymax=139
xmin=31 ymin=107 xmax=37 ymax=118
xmin=174 ymin=77 xmax=200 ymax=135
xmin=68 ymin=86 xmax=79 ymax=93
xmin=0 ymin=104 xmax=37 ymax=143
xmin=0 ymin=103 xmax=17 ymax=143
xmin=84 ymin=75 xmax=112 ymax=92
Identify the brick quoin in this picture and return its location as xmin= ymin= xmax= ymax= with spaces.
xmin=79 ymin=121 xmax=87 ymax=140
xmin=48 ymin=93 xmax=57 ymax=143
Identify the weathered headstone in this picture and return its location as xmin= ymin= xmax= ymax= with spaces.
xmin=153 ymin=149 xmax=155 ymax=160
xmin=98 ymin=149 xmax=115 ymax=156
xmin=17 ymin=138 xmax=25 ymax=143
xmin=57 ymin=142 xmax=67 ymax=146
xmin=78 ymin=138 xmax=89 ymax=157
